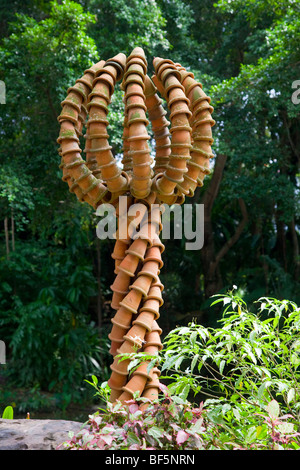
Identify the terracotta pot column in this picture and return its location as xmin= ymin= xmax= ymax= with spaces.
xmin=107 ymin=196 xmax=164 ymax=403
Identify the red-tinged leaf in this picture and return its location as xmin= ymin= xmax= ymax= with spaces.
xmin=100 ymin=434 xmax=114 ymax=446
xmin=129 ymin=403 xmax=139 ymax=414
xmin=176 ymin=430 xmax=189 ymax=445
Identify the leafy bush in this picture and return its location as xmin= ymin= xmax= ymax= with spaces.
xmin=161 ymin=288 xmax=300 ymax=419
xmin=0 ymin=240 xmax=111 ymax=410
xmin=59 ymin=385 xmax=300 ymax=450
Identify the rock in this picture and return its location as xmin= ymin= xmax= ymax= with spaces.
xmin=0 ymin=418 xmax=86 ymax=450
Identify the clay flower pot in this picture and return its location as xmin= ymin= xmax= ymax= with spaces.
xmin=147 ymin=285 xmax=164 ymax=306
xmin=121 ymin=374 xmax=148 ymax=397
xmin=125 ymin=238 xmax=148 ymax=261
xmin=108 ymin=370 xmax=128 ymax=389
xmin=147 ymin=205 xmax=163 ymax=232
xmin=110 ymin=387 xmax=122 ymax=402
xmin=111 ymin=307 xmax=133 ymax=329
xmin=61 ymin=91 xmax=82 ymax=114
xmin=58 ymin=120 xmax=79 ymax=142
xmin=143 ymin=344 xmax=160 ymax=356
xmin=118 ymin=253 xmax=141 ymax=277
xmin=144 ymin=330 xmax=162 ymax=350
xmin=138 ymin=260 xmax=160 ymax=283
xmin=111 ymin=239 xmax=128 ymax=260
xmin=153 ymin=57 xmax=180 ymax=82
xmin=140 ymin=298 xmax=160 ymax=320
xmin=126 ymin=205 xmax=149 ymax=239
xmin=114 ymin=259 xmax=122 ymax=274
xmin=141 ymin=387 xmax=159 ymax=404
xmin=123 ymin=323 xmax=146 ymax=348
xmin=110 ymin=356 xmax=130 ymax=376
xmin=105 ymin=52 xmax=127 ymax=81
xmin=151 ymin=233 xmax=165 ymax=253
xmin=111 ymin=290 xmax=128 ymax=310
xmin=109 ymin=322 xmax=128 ymax=342
xmin=129 ymin=274 xmax=153 ymax=298
xmin=144 ymin=246 xmax=163 ymax=269
xmin=132 ymin=309 xmax=156 ymax=331
xmin=110 ymin=270 xmax=131 ymax=293
xmin=124 ymin=49 xmax=152 ymax=200
xmin=133 ymin=222 xmax=158 ymax=245
xmin=117 ymin=390 xmax=133 ymax=402
xmin=154 ymin=173 xmax=177 ymax=197
xmin=116 ymin=195 xmax=133 ymax=218
xmin=117 ymin=339 xmax=140 ymax=355
xmin=109 ymin=341 xmax=121 ymax=357
xmin=133 ymin=361 xmax=152 ymax=379
xmin=119 ymin=288 xmax=143 ymax=314
xmin=151 ymin=320 xmax=163 ymax=335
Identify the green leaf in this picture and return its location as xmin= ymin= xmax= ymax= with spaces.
xmin=257 ymin=381 xmax=272 ymax=400
xmin=147 ymin=426 xmax=164 ymax=441
xmin=287 ymin=388 xmax=295 ymax=404
xmin=189 ymin=418 xmax=204 ymax=434
xmin=277 ymin=422 xmax=295 ymax=434
xmin=245 ymin=426 xmax=257 ymax=444
xmin=190 ymin=354 xmax=199 ymax=373
xmin=190 ymin=330 xmax=198 ymax=347
xmin=91 ymin=375 xmax=98 ymax=386
xmin=256 ymin=425 xmax=263 ymax=438
xmin=232 ymin=407 xmax=241 ymax=422
xmin=219 ymin=359 xmax=226 ymax=375
xmin=127 ymin=431 xmax=141 ymax=447
xmin=179 ymin=383 xmax=190 ymax=401
xmin=267 ymin=400 xmax=280 ymax=419
xmin=175 ymin=355 xmax=185 ymax=371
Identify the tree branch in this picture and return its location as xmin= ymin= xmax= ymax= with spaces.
xmin=282 ymin=111 xmax=299 ymax=162
xmin=212 ymin=198 xmax=248 ymax=272
xmin=201 ymin=154 xmax=228 ymax=215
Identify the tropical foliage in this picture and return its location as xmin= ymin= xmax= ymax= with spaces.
xmin=61 ymin=294 xmax=300 ymax=450
xmin=0 ymin=0 xmax=299 ymax=414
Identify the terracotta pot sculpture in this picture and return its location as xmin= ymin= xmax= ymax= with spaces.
xmin=57 ymin=48 xmax=214 ymax=408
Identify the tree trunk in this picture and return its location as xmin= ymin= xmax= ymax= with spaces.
xmin=275 ymin=209 xmax=287 ymax=272
xmin=11 ymin=209 xmax=15 ymax=252
xmin=96 ymin=238 xmax=102 ymax=333
xmin=199 ymin=154 xmax=248 ymax=298
xmin=200 ymin=154 xmax=227 ymax=298
xmin=289 ymin=217 xmax=300 ymax=282
xmin=4 ymin=217 xmax=10 ymax=260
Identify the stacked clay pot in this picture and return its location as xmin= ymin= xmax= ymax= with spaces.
xmin=151 ymin=58 xmax=192 ymax=201
xmin=58 ymin=61 xmax=110 ymax=208
xmin=175 ymin=64 xmax=215 ymax=196
xmin=123 ymin=48 xmax=152 ymax=199
xmin=57 ymin=48 xmax=214 ymax=407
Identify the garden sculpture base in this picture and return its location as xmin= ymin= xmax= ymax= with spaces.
xmin=57 ymin=47 xmax=214 ymax=405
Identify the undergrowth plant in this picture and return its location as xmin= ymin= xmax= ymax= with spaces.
xmin=60 ymin=290 xmax=300 ymax=450
xmin=59 ymin=384 xmax=300 ymax=450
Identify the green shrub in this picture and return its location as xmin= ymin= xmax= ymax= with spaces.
xmin=161 ymin=288 xmax=300 ymax=420
xmin=61 ymin=290 xmax=300 ymax=450
xmin=0 ymin=242 xmax=111 ymax=410
xmin=58 ymin=386 xmax=300 ymax=450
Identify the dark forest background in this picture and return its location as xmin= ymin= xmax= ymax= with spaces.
xmin=0 ymin=0 xmax=299 ymax=416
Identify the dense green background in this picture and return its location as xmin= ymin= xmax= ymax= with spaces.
xmin=0 ymin=0 xmax=299 ymax=416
